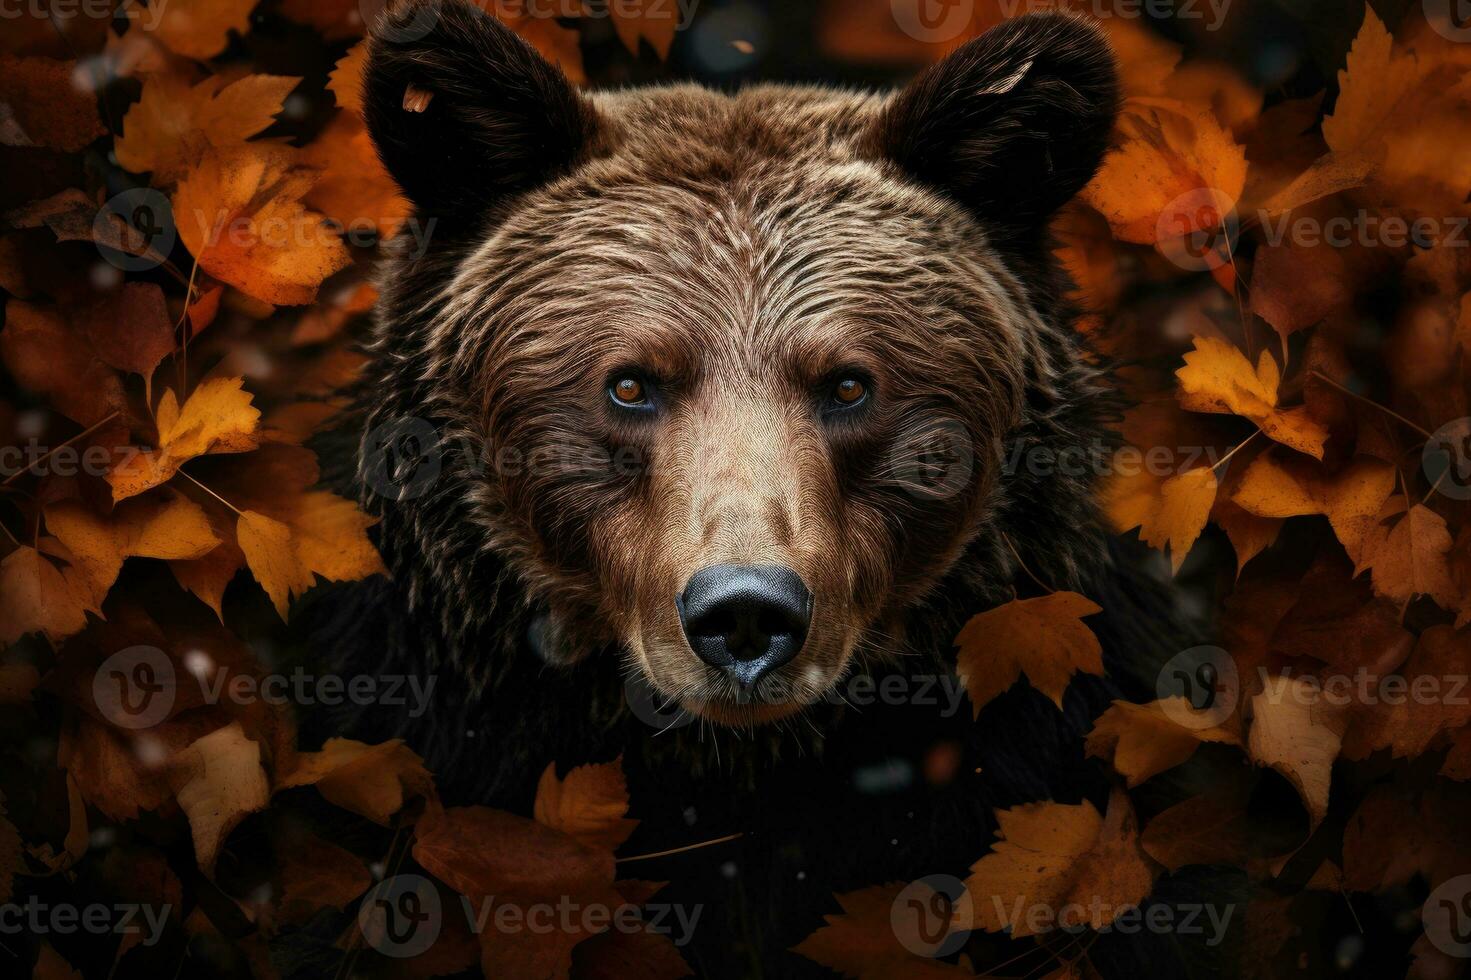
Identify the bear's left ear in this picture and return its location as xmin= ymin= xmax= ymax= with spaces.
xmin=872 ymin=13 xmax=1119 ymax=238
xmin=362 ymin=0 xmax=602 ymax=224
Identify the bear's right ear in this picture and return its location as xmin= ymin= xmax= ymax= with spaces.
xmin=872 ymin=13 xmax=1119 ymax=240
xmin=362 ymin=0 xmax=601 ymax=223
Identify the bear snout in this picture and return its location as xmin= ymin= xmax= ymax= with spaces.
xmin=676 ymin=563 xmax=813 ymax=691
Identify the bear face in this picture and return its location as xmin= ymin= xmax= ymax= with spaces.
xmin=358 ymin=1 xmax=1120 ymax=725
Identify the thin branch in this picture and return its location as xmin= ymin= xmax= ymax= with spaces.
xmin=1309 ymin=370 xmax=1432 ymax=439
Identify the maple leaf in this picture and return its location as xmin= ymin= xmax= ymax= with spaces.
xmin=413 ymin=804 xmax=623 ymax=978
xmin=236 ymin=491 xmax=385 ymax=620
xmin=792 ymin=883 xmax=975 ymax=979
xmin=534 ymin=758 xmax=639 ymax=853
xmin=301 ymin=113 xmax=410 ymax=239
xmin=955 ymin=789 xmax=1155 ymax=938
xmin=116 ymin=73 xmax=301 ymax=184
xmin=167 ymin=722 xmax=270 ymax=875
xmin=1230 ymin=454 xmax=1396 ymax=563
xmin=1176 ymin=336 xmax=1328 ymax=459
xmin=1085 ymin=698 xmax=1241 ymax=787
xmin=107 ymin=377 xmax=261 ymax=501
xmin=603 ymin=0 xmax=680 ymax=60
xmin=72 ymin=282 xmax=177 ymax=381
xmin=1341 ymin=626 xmax=1471 ymax=761
xmin=954 ymin=592 xmax=1104 ymax=714
xmin=151 ymin=0 xmax=261 ymax=61
xmin=172 ymin=145 xmax=352 ymax=306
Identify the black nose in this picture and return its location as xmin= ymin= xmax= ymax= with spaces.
xmin=677 ymin=564 xmax=812 ymax=689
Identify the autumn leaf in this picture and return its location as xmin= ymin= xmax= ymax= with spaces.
xmin=173 ymin=146 xmax=352 ymax=306
xmin=534 ymin=758 xmax=638 ymax=853
xmin=277 ymin=738 xmax=432 ymax=824
xmin=151 ymin=0 xmax=261 ymax=61
xmin=107 ymin=377 xmax=261 ymax=501
xmin=0 ymin=54 xmax=106 ymax=153
xmin=954 ymin=592 xmax=1104 ymax=713
xmin=72 ymin=282 xmax=177 ymax=381
xmin=413 ymin=804 xmax=622 ymax=978
xmin=1355 ymin=502 xmax=1459 ymax=609
xmin=955 ymin=789 xmax=1154 ymax=938
xmin=1230 ymin=454 xmax=1395 ymax=562
xmin=1176 ymin=336 xmax=1328 ymax=459
xmin=116 ymin=73 xmax=300 ymax=184
xmin=277 ymin=832 xmax=371 ymax=922
xmin=604 ymin=0 xmax=680 ymax=59
xmin=793 ymin=883 xmax=974 ymax=978
xmin=1139 ymin=780 xmax=1258 ymax=872
xmin=236 ymin=492 xmax=385 ymax=620
xmin=1 ymin=298 xmax=127 ymax=428
xmin=167 ymin=722 xmax=270 ymax=875
xmin=0 ymin=546 xmax=89 ymax=646
xmin=1250 ymin=240 xmax=1350 ymax=349
xmin=1341 ymin=626 xmax=1471 ymax=761
xmin=1247 ymin=675 xmax=1346 ymax=830
xmin=1081 ymin=98 xmax=1247 ymax=246
xmin=1086 ymin=698 xmax=1240 ymax=787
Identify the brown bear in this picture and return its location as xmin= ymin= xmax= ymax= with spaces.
xmin=303 ymin=2 xmax=1235 ymax=977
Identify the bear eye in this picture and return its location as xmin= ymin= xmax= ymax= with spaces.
xmin=609 ymin=376 xmax=649 ymax=408
xmin=830 ymin=377 xmax=868 ymax=408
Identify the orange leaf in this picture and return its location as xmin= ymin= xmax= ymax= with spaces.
xmin=151 ymin=0 xmax=260 ymax=61
xmin=0 ymin=54 xmax=106 ymax=152
xmin=1355 ymin=503 xmax=1460 ymax=609
xmin=1176 ymin=336 xmax=1327 ymax=458
xmin=167 ymin=722 xmax=270 ymax=875
xmin=1085 ymin=698 xmax=1241 ymax=787
xmin=534 ymin=758 xmax=638 ymax=853
xmin=107 ymin=377 xmax=261 ymax=501
xmin=0 ymin=546 xmax=89 ymax=646
xmin=173 ymin=146 xmax=351 ymax=307
xmin=1230 ymin=454 xmax=1395 ymax=562
xmin=955 ymin=789 xmax=1154 ymax=938
xmin=954 ymin=592 xmax=1104 ymax=713
xmin=277 ymin=738 xmax=433 ymax=825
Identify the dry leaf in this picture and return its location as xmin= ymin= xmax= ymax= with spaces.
xmin=954 ymin=592 xmax=1104 ymax=713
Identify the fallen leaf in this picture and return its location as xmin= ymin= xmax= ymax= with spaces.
xmin=954 ymin=592 xmax=1104 ymax=713
xmin=1177 ymin=336 xmax=1328 ymax=459
xmin=167 ymin=722 xmax=270 ymax=875
xmin=534 ymin=758 xmax=638 ymax=853
xmin=152 ymin=0 xmax=261 ymax=61
xmin=1086 ymin=698 xmax=1241 ymax=787
xmin=106 ymin=376 xmax=261 ymax=501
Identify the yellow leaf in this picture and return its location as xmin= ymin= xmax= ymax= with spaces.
xmin=278 ymin=738 xmax=432 ymax=826
xmin=534 ymin=759 xmax=638 ymax=853
xmin=1355 ymin=503 xmax=1460 ymax=609
xmin=116 ymin=73 xmax=300 ymax=184
xmin=1141 ymin=466 xmax=1219 ymax=573
xmin=1231 ymin=455 xmax=1395 ymax=562
xmin=1086 ymin=699 xmax=1240 ymax=787
xmin=237 ymin=510 xmax=314 ymax=620
xmin=954 ymin=592 xmax=1104 ymax=713
xmin=1176 ymin=336 xmax=1327 ymax=458
xmin=107 ymin=377 xmax=261 ymax=501
xmin=173 ymin=146 xmax=352 ymax=307
xmin=167 ymin=722 xmax=270 ymax=875
xmin=1248 ymin=676 xmax=1345 ymax=830
xmin=955 ymin=789 xmax=1154 ymax=938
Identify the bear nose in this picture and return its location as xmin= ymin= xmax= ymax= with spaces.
xmin=677 ymin=564 xmax=812 ymax=689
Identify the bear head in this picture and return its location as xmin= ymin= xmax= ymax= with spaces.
xmin=357 ymin=0 xmax=1121 ymax=726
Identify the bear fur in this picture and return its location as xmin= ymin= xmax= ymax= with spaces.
xmin=307 ymin=3 xmax=1237 ymax=976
